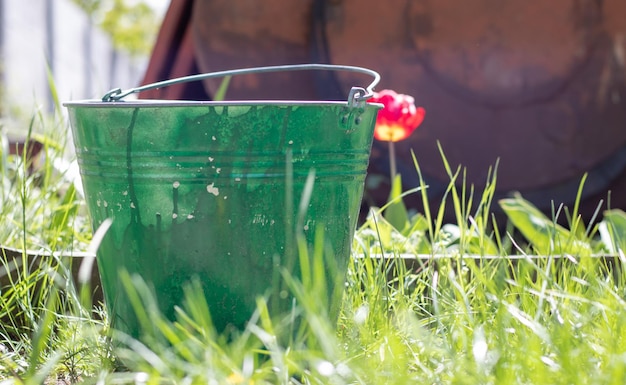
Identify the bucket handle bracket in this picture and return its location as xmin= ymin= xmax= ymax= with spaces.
xmin=102 ymin=64 xmax=380 ymax=106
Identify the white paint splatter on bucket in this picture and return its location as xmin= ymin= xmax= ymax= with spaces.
xmin=206 ymin=183 xmax=220 ymax=196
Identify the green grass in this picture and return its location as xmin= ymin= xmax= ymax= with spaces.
xmin=2 ymin=108 xmax=626 ymax=384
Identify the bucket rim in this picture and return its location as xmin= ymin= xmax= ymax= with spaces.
xmin=63 ymin=99 xmax=384 ymax=109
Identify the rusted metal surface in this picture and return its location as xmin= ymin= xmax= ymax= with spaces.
xmin=141 ymin=0 xmax=626 ymax=223
xmin=139 ymin=0 xmax=205 ymax=100
xmin=0 ymin=246 xmax=103 ymax=304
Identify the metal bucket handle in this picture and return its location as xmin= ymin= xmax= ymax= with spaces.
xmin=101 ymin=64 xmax=381 ymax=108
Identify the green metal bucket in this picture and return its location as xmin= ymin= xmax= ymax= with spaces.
xmin=64 ymin=64 xmax=382 ymax=337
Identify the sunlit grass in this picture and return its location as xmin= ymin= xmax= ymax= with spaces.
xmin=2 ymin=105 xmax=626 ymax=384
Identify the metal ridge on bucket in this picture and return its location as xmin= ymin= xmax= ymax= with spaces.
xmin=77 ymin=149 xmax=371 ymax=180
xmin=63 ymin=100 xmax=367 ymax=107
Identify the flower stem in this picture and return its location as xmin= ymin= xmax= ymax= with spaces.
xmin=388 ymin=141 xmax=397 ymax=181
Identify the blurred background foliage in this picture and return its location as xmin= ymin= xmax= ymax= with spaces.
xmin=70 ymin=0 xmax=160 ymax=56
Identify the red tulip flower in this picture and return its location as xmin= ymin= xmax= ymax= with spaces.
xmin=369 ymin=89 xmax=426 ymax=179
xmin=369 ymin=90 xmax=425 ymax=142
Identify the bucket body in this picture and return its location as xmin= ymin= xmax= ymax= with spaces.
xmin=65 ymin=100 xmax=379 ymax=336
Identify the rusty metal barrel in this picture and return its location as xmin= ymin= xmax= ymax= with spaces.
xmin=142 ymin=0 xmax=626 ymax=223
